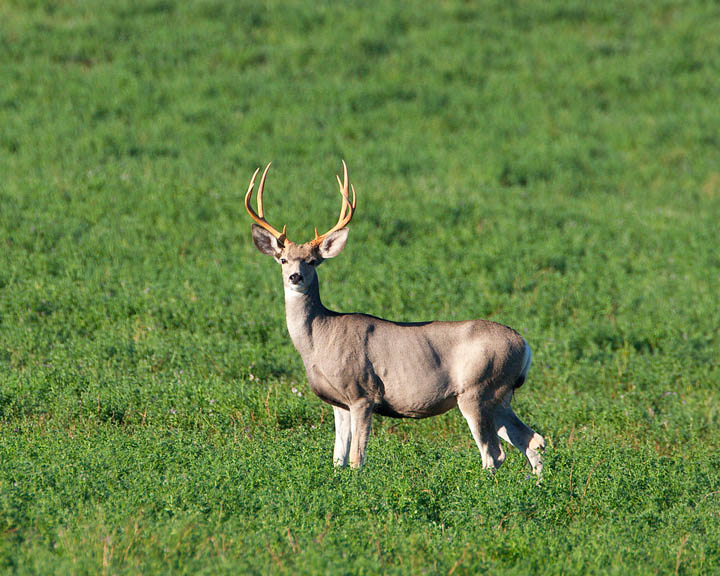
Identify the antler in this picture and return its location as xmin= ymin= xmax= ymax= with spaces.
xmin=244 ymin=163 xmax=287 ymax=243
xmin=310 ymin=160 xmax=357 ymax=246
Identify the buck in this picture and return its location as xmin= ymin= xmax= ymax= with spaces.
xmin=245 ymin=161 xmax=545 ymax=475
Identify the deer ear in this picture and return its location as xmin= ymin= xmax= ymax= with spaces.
xmin=252 ymin=224 xmax=284 ymax=256
xmin=317 ymin=228 xmax=349 ymax=259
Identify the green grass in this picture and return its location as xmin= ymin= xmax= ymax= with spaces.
xmin=1 ymin=0 xmax=719 ymax=573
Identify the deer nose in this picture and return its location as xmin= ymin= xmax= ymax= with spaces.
xmin=289 ymin=273 xmax=303 ymax=285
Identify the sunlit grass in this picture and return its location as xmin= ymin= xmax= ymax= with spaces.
xmin=1 ymin=0 xmax=719 ymax=573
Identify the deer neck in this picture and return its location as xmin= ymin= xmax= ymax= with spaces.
xmin=283 ymin=274 xmax=328 ymax=353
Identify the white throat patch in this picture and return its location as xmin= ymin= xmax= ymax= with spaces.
xmin=284 ymin=286 xmax=309 ymax=298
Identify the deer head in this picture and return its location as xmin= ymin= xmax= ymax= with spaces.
xmin=245 ymin=161 xmax=357 ymax=294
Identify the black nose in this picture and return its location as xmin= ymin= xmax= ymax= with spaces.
xmin=289 ymin=273 xmax=303 ymax=284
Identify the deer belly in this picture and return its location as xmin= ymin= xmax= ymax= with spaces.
xmin=305 ymin=353 xmax=458 ymax=417
xmin=377 ymin=370 xmax=457 ymax=418
xmin=375 ymin=394 xmax=457 ymax=419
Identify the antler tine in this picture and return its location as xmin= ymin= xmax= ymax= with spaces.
xmin=337 ymin=160 xmax=357 ymax=224
xmin=311 ymin=160 xmax=356 ymax=246
xmin=244 ymin=162 xmax=288 ymax=242
xmin=256 ymin=162 xmax=271 ymax=218
xmin=334 ymin=177 xmax=356 ymax=225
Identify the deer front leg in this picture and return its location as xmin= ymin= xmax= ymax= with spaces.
xmin=458 ymin=395 xmax=505 ymax=471
xmin=348 ymin=402 xmax=373 ymax=468
xmin=332 ymin=406 xmax=352 ymax=467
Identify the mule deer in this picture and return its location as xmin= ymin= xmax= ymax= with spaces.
xmin=245 ymin=161 xmax=545 ymax=475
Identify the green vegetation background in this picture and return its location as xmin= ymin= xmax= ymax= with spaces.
xmin=1 ymin=0 xmax=718 ymax=573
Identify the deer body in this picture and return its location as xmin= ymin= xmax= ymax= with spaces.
xmin=246 ymin=162 xmax=544 ymax=475
xmin=285 ymin=282 xmax=525 ymax=418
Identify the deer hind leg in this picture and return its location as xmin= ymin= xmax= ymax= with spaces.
xmin=332 ymin=406 xmax=352 ymax=467
xmin=458 ymin=395 xmax=505 ymax=471
xmin=494 ymin=396 xmax=544 ymax=476
xmin=348 ymin=402 xmax=373 ymax=468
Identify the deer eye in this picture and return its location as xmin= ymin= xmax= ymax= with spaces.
xmin=280 ymin=258 xmax=287 ymax=264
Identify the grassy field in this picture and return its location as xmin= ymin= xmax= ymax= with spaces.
xmin=1 ymin=0 xmax=719 ymax=573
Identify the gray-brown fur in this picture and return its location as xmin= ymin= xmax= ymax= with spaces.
xmin=251 ymin=223 xmax=544 ymax=474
